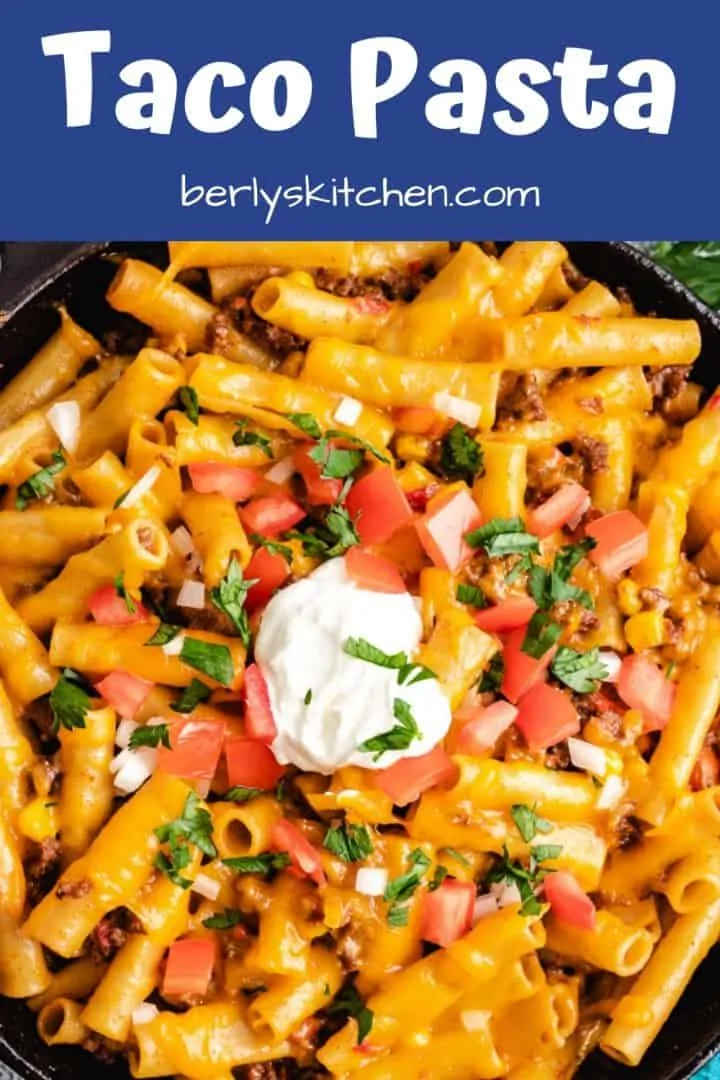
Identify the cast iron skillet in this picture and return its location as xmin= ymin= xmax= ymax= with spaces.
xmin=0 ymin=242 xmax=719 ymax=1080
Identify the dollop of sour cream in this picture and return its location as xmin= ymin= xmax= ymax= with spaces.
xmin=254 ymin=558 xmax=452 ymax=774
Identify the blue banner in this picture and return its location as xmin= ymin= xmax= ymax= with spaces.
xmin=0 ymin=0 xmax=717 ymax=238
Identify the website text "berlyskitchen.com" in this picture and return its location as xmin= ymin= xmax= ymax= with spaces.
xmin=179 ymin=174 xmax=541 ymax=225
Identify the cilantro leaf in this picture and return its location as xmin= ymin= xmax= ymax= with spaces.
xmin=327 ymin=984 xmax=374 ymax=1045
xmin=439 ymin=423 xmax=483 ymax=485
xmin=209 ymin=557 xmax=257 ymax=647
xmin=521 ymin=612 xmax=562 ymax=659
xmin=383 ymin=848 xmax=431 ymax=924
xmin=249 ymin=534 xmax=294 ymax=563
xmin=343 ymin=638 xmax=435 ymax=686
xmin=171 ymin=678 xmax=212 ymax=714
xmin=428 ymin=865 xmax=449 ymax=891
xmin=154 ymin=791 xmax=217 ymax=889
xmin=358 ymin=698 xmax=422 ymax=761
xmin=287 ymin=412 xmax=322 ymax=439
xmin=49 ymin=669 xmax=94 ymax=732
xmin=551 ymin=645 xmax=609 ymax=694
xmin=456 ymin=583 xmax=489 ymax=608
xmin=113 ymin=571 xmax=137 ymax=614
xmin=466 ymin=517 xmax=540 ymax=558
xmin=225 ymin=786 xmax=263 ymax=803
xmin=323 ymin=504 xmax=361 ymax=555
xmin=528 ymin=564 xmax=592 ymax=612
xmin=387 ymin=903 xmax=410 ymax=927
xmin=439 ymin=847 xmax=471 ymax=868
xmin=511 ymin=804 xmax=553 ymax=843
xmin=129 ymin=723 xmax=171 ymax=750
xmin=178 ymin=386 xmax=200 ymax=425
xmin=554 ymin=537 xmax=597 ymax=580
xmin=324 ymin=430 xmax=389 ymax=464
xmin=304 ymin=688 xmax=312 ymax=705
xmin=324 ymin=822 xmax=374 ymax=863
xmin=479 ymin=652 xmax=504 ymax=693
xmin=233 ymin=420 xmax=273 ymax=458
xmin=202 ymin=908 xmax=244 ymax=930
xmin=145 ymin=623 xmax=182 ymax=647
xmin=15 ymin=451 xmax=66 ymax=510
xmin=486 ymin=845 xmax=550 ymax=917
xmin=222 ymin=853 xmax=292 ymax=875
xmin=309 ymin=439 xmax=364 ymax=480
xmin=530 ymin=844 xmax=563 ymax=863
xmin=180 ymin=638 xmax=233 ymax=687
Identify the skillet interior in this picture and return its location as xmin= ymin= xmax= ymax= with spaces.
xmin=1 ymin=241 xmax=720 ymax=1080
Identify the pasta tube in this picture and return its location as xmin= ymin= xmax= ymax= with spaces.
xmin=545 ymin=910 xmax=654 ymax=976
xmin=169 ymin=240 xmax=355 ymax=272
xmin=58 ymin=705 xmax=116 ymax=863
xmin=37 ymin=998 xmax=89 ymax=1046
xmin=0 ymin=916 xmax=50 ymax=997
xmin=490 ymin=241 xmax=568 ymax=316
xmin=253 ymin=273 xmax=394 ymax=344
xmin=168 ymin=411 xmax=286 ymax=467
xmin=0 ymin=585 xmax=56 ymax=704
xmin=0 ymin=507 xmax=108 ymax=567
xmin=182 ymin=491 xmax=252 ymax=582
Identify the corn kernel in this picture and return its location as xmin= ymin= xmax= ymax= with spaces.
xmin=395 ymin=434 xmax=431 ymax=464
xmin=617 ymin=578 xmax=642 ymax=616
xmin=624 ymin=611 xmax=665 ymax=652
xmin=17 ymin=797 xmax=57 ymax=843
xmin=397 ymin=461 xmax=435 ymax=494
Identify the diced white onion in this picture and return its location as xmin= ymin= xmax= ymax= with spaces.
xmin=355 ymin=867 xmax=389 ymax=897
xmin=170 ymin=525 xmax=195 ymax=558
xmin=265 ymin=455 xmax=295 ymax=485
xmin=333 ymin=396 xmax=363 ymax=427
xmin=596 ymin=773 xmax=627 ymax=811
xmin=598 ymin=650 xmax=622 ymax=684
xmin=192 ymin=873 xmax=221 ymax=901
xmin=177 ymin=579 xmax=206 ymax=610
xmin=566 ymin=492 xmax=591 ymax=531
xmin=110 ymin=748 xmax=134 ymax=775
xmin=120 ymin=465 xmax=162 ymax=508
xmin=162 ymin=632 xmax=185 ymax=657
xmin=568 ymin=736 xmax=608 ymax=778
xmin=460 ymin=1009 xmax=491 ymax=1032
xmin=490 ymin=881 xmax=522 ymax=907
xmin=132 ymin=1003 xmax=159 ymax=1027
xmin=473 ymin=893 xmax=499 ymax=922
xmin=432 ymin=391 xmax=481 ymax=429
xmin=412 ymin=595 xmax=423 ymax=616
xmin=115 ymin=718 xmax=139 ymax=750
xmin=113 ymin=748 xmax=157 ymax=794
xmin=46 ymin=400 xmax=81 ymax=454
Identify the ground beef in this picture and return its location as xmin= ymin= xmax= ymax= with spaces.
xmin=25 ymin=837 xmax=61 ymax=903
xmin=545 ymin=743 xmax=571 ymax=770
xmin=315 ymin=265 xmax=434 ymax=303
xmin=81 ymin=1035 xmax=119 ymax=1065
xmin=647 ymin=365 xmax=690 ymax=410
xmin=209 ymin=302 xmax=306 ymax=362
xmin=289 ymin=1018 xmax=324 ymax=1055
xmin=562 ymin=260 xmax=591 ymax=293
xmin=578 ymin=609 xmax=601 ymax=634
xmin=616 ymin=815 xmax=643 ymax=850
xmin=336 ymin=927 xmax=364 ymax=972
xmin=56 ymin=878 xmax=92 ymax=900
xmin=239 ymin=1063 xmax=328 ymax=1080
xmin=577 ymin=395 xmax=604 ymax=416
xmin=86 ymin=909 xmax=142 ymax=962
xmin=22 ymin=698 xmax=55 ymax=742
xmin=638 ymin=586 xmax=670 ymax=612
xmin=496 ymin=372 xmax=547 ymax=423
xmin=575 ymin=434 xmax=609 ymax=474
xmin=167 ymin=600 xmax=236 ymax=637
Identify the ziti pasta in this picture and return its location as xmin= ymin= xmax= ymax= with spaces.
xmin=0 ymin=239 xmax=715 ymax=1079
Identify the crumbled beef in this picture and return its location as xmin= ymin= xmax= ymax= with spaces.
xmin=22 ymin=698 xmax=55 ymax=742
xmin=578 ymin=609 xmax=601 ymax=634
xmin=82 ymin=1035 xmax=119 ymax=1065
xmin=545 ymin=743 xmax=571 ymax=770
xmin=25 ymin=837 xmax=61 ymax=903
xmin=647 ymin=365 xmax=690 ymax=410
xmin=577 ymin=396 xmax=604 ymax=416
xmin=167 ymin=600 xmax=235 ymax=637
xmin=289 ymin=1018 xmax=324 ymax=1054
xmin=562 ymin=260 xmax=591 ymax=293
xmin=616 ymin=815 xmax=643 ymax=850
xmin=315 ymin=265 xmax=434 ymax=303
xmin=336 ymin=927 xmax=364 ymax=972
xmin=208 ymin=302 xmax=305 ymax=362
xmin=56 ymin=878 xmax=92 ymax=900
xmin=87 ymin=908 xmax=142 ymax=962
xmin=638 ymin=587 xmax=670 ymax=613
xmin=496 ymin=372 xmax=547 ymax=423
xmin=239 ymin=1063 xmax=328 ymax=1080
xmin=575 ymin=434 xmax=609 ymax=474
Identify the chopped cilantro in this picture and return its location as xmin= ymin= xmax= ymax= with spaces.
xmin=358 ymin=698 xmax=422 ymax=761
xmin=49 ymin=669 xmax=94 ymax=732
xmin=178 ymin=386 xmax=200 ymax=425
xmin=180 ymin=638 xmax=234 ymax=687
xmin=15 ymin=451 xmax=66 ymax=510
xmin=466 ymin=517 xmax=540 ymax=558
xmin=551 ymin=645 xmax=609 ymax=694
xmin=323 ymin=822 xmax=374 ymax=863
xmin=209 ymin=557 xmax=257 ymax=646
xmin=511 ymin=804 xmax=553 ymax=843
xmin=479 ymin=652 xmax=504 ymax=693
xmin=113 ymin=571 xmax=137 ymax=614
xmin=456 ymin=583 xmax=489 ymax=608
xmin=145 ymin=622 xmax=182 ymax=647
xmin=154 ymin=791 xmax=217 ymax=889
xmin=171 ymin=678 xmax=212 ymax=714
xmin=202 ymin=908 xmax=243 ymax=930
xmin=521 ymin=612 xmax=562 ymax=659
xmin=439 ymin=423 xmax=483 ymax=485
xmin=233 ymin=420 xmax=273 ymax=457
xmin=327 ymin=984 xmax=374 ymax=1045
xmin=222 ymin=852 xmax=292 ymax=875
xmin=129 ymin=723 xmax=171 ymax=750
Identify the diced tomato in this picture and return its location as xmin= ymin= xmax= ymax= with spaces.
xmin=187 ymin=462 xmax=261 ymax=502
xmin=293 ymin=445 xmax=344 ymax=506
xmin=353 ymin=295 xmax=391 ymax=315
xmin=96 ymin=670 xmax=153 ymax=720
xmin=585 ymin=510 xmax=649 ymax=579
xmin=345 ymin=467 xmax=413 ymax=546
xmin=162 ymin=938 xmax=216 ymax=997
xmin=345 ymin=548 xmax=406 ymax=593
xmin=544 ymin=871 xmax=596 ymax=931
xmin=691 ymin=746 xmax=720 ymax=791
xmin=419 ymin=879 xmax=475 ymax=947
xmin=515 ymin=682 xmax=580 ymax=750
xmin=243 ymin=664 xmax=277 ymax=742
xmin=617 ymin=654 xmax=676 ymax=732
xmin=88 ymin=585 xmax=149 ymax=627
xmin=406 ymin=487 xmax=436 ymax=513
xmin=415 ymin=487 xmax=483 ymax=574
xmin=474 ymin=596 xmax=537 ymax=634
xmin=376 ymin=746 xmax=459 ymax=807
xmin=501 ymin=626 xmax=554 ymax=704
xmin=393 ymin=407 xmax=447 ymax=438
xmin=158 ymin=718 xmax=225 ymax=781
xmin=244 ymin=547 xmax=291 ymax=612
xmin=526 ymin=483 xmax=590 ymax=539
xmin=270 ymin=819 xmax=325 ymax=885
xmin=239 ymin=495 xmax=305 ymax=538
xmin=455 ymin=701 xmax=519 ymax=756
xmin=224 ymin=737 xmax=284 ymax=790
